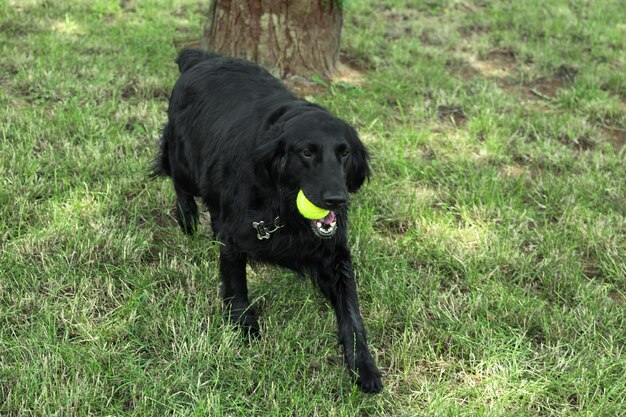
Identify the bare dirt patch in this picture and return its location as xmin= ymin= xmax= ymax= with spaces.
xmin=525 ymin=79 xmax=564 ymax=100
xmin=601 ymin=125 xmax=626 ymax=150
xmin=458 ymin=22 xmax=491 ymax=38
xmin=608 ymin=289 xmax=625 ymax=305
xmin=499 ymin=165 xmax=529 ymax=178
xmin=560 ymin=132 xmax=597 ymax=151
xmin=376 ymin=219 xmax=411 ymax=237
xmin=437 ymin=105 xmax=467 ymax=126
xmin=120 ymin=80 xmax=138 ymax=99
xmin=455 ymin=49 xmax=521 ymax=80
xmin=283 ymin=75 xmax=326 ymax=97
xmin=514 ymin=65 xmax=576 ymax=101
xmin=456 ymin=48 xmax=577 ymax=109
xmin=339 ymin=49 xmax=374 ymax=73
xmin=333 ymin=61 xmax=366 ymax=87
xmin=475 ymin=50 xmax=517 ymax=77
xmin=582 ymin=258 xmax=603 ymax=280
xmin=284 ymin=55 xmax=366 ymax=97
xmin=499 ymin=78 xmax=566 ymax=104
xmin=120 ymin=0 xmax=136 ymax=12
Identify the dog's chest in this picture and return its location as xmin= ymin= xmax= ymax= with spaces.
xmin=237 ymin=225 xmax=335 ymax=268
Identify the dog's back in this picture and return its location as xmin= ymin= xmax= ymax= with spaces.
xmin=171 ymin=50 xmax=294 ymax=114
xmin=152 ymin=50 xmax=298 ymax=181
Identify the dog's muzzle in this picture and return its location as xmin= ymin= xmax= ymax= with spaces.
xmin=310 ymin=211 xmax=337 ymax=238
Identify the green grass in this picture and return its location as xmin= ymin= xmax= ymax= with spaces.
xmin=1 ymin=0 xmax=625 ymax=415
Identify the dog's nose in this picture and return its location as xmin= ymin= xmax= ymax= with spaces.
xmin=322 ymin=193 xmax=347 ymax=208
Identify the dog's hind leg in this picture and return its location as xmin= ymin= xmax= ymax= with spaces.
xmin=174 ymin=184 xmax=198 ymax=235
xmin=219 ymin=246 xmax=259 ymax=337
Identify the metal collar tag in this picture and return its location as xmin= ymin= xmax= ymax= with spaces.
xmin=252 ymin=217 xmax=284 ymax=240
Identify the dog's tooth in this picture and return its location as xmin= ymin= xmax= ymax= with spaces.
xmin=316 ymin=222 xmax=322 ymax=228
xmin=330 ymin=221 xmax=336 ymax=227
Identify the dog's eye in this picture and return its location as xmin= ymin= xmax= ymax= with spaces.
xmin=302 ymin=149 xmax=313 ymax=158
xmin=340 ymin=149 xmax=350 ymax=158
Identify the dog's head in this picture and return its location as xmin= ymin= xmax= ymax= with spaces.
xmin=254 ymin=106 xmax=370 ymax=238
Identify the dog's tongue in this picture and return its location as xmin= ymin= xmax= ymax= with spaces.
xmin=320 ymin=211 xmax=336 ymax=225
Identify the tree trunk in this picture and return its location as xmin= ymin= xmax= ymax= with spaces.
xmin=202 ymin=0 xmax=342 ymax=78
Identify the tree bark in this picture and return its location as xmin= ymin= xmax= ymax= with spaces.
xmin=202 ymin=0 xmax=342 ymax=78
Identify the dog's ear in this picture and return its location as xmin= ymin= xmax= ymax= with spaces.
xmin=253 ymin=113 xmax=288 ymax=186
xmin=254 ymin=105 xmax=301 ymax=185
xmin=345 ymin=125 xmax=370 ymax=193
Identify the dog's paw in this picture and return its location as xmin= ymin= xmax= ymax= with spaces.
xmin=228 ymin=310 xmax=260 ymax=339
xmin=241 ymin=315 xmax=260 ymax=339
xmin=356 ymin=364 xmax=383 ymax=393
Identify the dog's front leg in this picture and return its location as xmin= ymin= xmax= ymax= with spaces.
xmin=315 ymin=251 xmax=382 ymax=393
xmin=220 ymin=246 xmax=259 ymax=337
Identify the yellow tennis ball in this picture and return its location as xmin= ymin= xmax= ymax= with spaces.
xmin=296 ymin=189 xmax=330 ymax=220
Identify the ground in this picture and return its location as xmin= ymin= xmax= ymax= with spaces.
xmin=1 ymin=0 xmax=625 ymax=416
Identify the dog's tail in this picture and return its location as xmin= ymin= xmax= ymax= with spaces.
xmin=176 ymin=49 xmax=221 ymax=73
xmin=150 ymin=124 xmax=172 ymax=178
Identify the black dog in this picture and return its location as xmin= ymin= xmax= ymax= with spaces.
xmin=152 ymin=49 xmax=382 ymax=393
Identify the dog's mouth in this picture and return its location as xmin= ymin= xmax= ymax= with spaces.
xmin=310 ymin=210 xmax=337 ymax=238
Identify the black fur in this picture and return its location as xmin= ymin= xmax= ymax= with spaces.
xmin=152 ymin=49 xmax=382 ymax=393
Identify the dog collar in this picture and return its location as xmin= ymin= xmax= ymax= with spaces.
xmin=252 ymin=216 xmax=284 ymax=240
